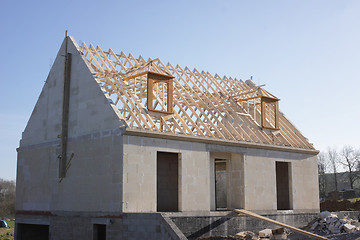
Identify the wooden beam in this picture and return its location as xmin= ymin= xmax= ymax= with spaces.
xmin=234 ymin=209 xmax=327 ymax=240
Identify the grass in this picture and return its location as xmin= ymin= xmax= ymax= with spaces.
xmin=345 ymin=197 xmax=360 ymax=203
xmin=0 ymin=219 xmax=14 ymax=240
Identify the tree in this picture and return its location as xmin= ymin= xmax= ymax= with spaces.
xmin=317 ymin=152 xmax=328 ymax=199
xmin=0 ymin=178 xmax=16 ymax=218
xmin=339 ymin=145 xmax=360 ymax=189
xmin=328 ymin=148 xmax=339 ymax=192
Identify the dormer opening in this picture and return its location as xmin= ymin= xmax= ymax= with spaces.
xmin=120 ymin=60 xmax=174 ymax=115
xmin=261 ymin=96 xmax=279 ymax=130
xmin=146 ymin=72 xmax=173 ymax=114
xmin=235 ymin=79 xmax=280 ymax=130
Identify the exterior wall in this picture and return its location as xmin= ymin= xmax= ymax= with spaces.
xmin=17 ymin=133 xmax=123 ymax=213
xmin=169 ymin=211 xmax=318 ymax=239
xmin=243 ymin=148 xmax=319 ymax=213
xmin=15 ymin=212 xmax=184 ymax=240
xmin=16 ymin=37 xmax=125 ymax=214
xmin=123 ymin=135 xmax=211 ymax=212
xmin=123 ymin=134 xmax=319 ymax=214
xmin=209 ymin=152 xmax=244 ymax=211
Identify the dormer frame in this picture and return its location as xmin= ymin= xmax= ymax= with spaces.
xmin=261 ymin=96 xmax=279 ymax=130
xmin=147 ymin=72 xmax=174 ymax=114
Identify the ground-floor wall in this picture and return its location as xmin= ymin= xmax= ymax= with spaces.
xmin=15 ymin=212 xmax=185 ymax=240
xmin=168 ymin=211 xmax=318 ymax=239
xmin=243 ymin=148 xmax=319 ymax=213
xmin=16 ymin=129 xmax=124 ymax=213
xmin=15 ymin=211 xmax=320 ymax=240
xmin=123 ymin=135 xmax=211 ymax=212
xmin=123 ymin=134 xmax=320 ymax=214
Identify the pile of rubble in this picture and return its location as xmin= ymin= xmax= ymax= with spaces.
xmin=198 ymin=211 xmax=360 ymax=239
xmin=309 ymin=211 xmax=360 ymax=235
xmin=235 ymin=227 xmax=289 ymax=239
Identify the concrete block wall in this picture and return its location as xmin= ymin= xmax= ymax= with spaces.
xmin=16 ymin=213 xmax=184 ymax=240
xmin=16 ymin=36 xmax=125 ymax=214
xmin=168 ymin=211 xmax=318 ymax=239
xmin=244 ymin=148 xmax=319 ymax=213
xmin=20 ymin=37 xmax=123 ymax=147
xmin=16 ymin=132 xmax=124 ymax=213
xmin=123 ymin=135 xmax=211 ymax=212
xmin=123 ymin=134 xmax=319 ymax=214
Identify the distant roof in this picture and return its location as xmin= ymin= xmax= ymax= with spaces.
xmin=79 ymin=41 xmax=315 ymax=151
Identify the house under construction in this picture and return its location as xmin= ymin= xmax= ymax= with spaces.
xmin=15 ymin=35 xmax=319 ymax=240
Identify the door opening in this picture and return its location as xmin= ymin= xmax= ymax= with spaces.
xmin=215 ymin=159 xmax=227 ymax=210
xmin=157 ymin=152 xmax=179 ymax=212
xmin=17 ymin=224 xmax=49 ymax=240
xmin=93 ymin=224 xmax=106 ymax=240
xmin=276 ymin=161 xmax=291 ymax=210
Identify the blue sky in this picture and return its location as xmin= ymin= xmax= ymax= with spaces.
xmin=1 ymin=0 xmax=359 ymax=180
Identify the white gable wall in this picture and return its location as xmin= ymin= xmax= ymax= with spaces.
xmin=16 ymin=37 xmax=125 ymax=213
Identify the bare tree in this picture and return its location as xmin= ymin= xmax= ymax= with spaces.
xmin=328 ymin=148 xmax=339 ymax=192
xmin=0 ymin=178 xmax=16 ymax=218
xmin=339 ymin=146 xmax=360 ymax=189
xmin=317 ymin=152 xmax=328 ymax=199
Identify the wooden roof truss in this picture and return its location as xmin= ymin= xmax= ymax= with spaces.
xmin=79 ymin=42 xmax=314 ymax=150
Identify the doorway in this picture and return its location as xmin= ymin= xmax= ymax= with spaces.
xmin=215 ymin=159 xmax=227 ymax=210
xmin=276 ymin=161 xmax=291 ymax=210
xmin=93 ymin=224 xmax=106 ymax=240
xmin=157 ymin=152 xmax=179 ymax=212
xmin=17 ymin=224 xmax=49 ymax=240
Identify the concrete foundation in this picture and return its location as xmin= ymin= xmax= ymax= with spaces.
xmin=16 ymin=211 xmax=321 ymax=240
xmin=168 ymin=211 xmax=318 ymax=239
xmin=16 ymin=212 xmax=185 ymax=240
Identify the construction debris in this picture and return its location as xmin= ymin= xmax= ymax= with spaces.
xmin=258 ymin=229 xmax=272 ymax=238
xmin=234 ymin=209 xmax=327 ymax=239
xmin=272 ymin=228 xmax=287 ymax=240
xmin=199 ymin=211 xmax=360 ymax=240
xmin=309 ymin=211 xmax=360 ymax=235
xmin=235 ymin=231 xmax=256 ymax=239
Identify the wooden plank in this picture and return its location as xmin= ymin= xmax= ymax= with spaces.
xmin=234 ymin=209 xmax=327 ymax=240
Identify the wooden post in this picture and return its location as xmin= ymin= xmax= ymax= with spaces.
xmin=167 ymin=79 xmax=173 ymax=113
xmin=147 ymin=76 xmax=154 ymax=111
xmin=275 ymin=101 xmax=279 ymax=129
xmin=261 ymin=97 xmax=266 ymax=128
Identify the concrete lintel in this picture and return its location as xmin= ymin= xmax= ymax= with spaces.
xmin=16 ymin=217 xmax=50 ymax=225
xmin=124 ymin=129 xmax=319 ymax=155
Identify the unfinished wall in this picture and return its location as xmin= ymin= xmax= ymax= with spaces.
xmin=15 ymin=213 xmax=183 ymax=240
xmin=123 ymin=134 xmax=319 ymax=214
xmin=209 ymin=152 xmax=244 ymax=211
xmin=243 ymin=148 xmax=319 ymax=214
xmin=16 ymin=36 xmax=125 ymax=213
xmin=122 ymin=135 xmax=210 ymax=212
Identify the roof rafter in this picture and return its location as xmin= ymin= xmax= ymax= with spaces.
xmin=78 ymin=42 xmax=315 ymax=150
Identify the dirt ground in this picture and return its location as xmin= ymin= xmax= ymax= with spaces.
xmin=196 ymin=231 xmax=360 ymax=239
xmin=196 ymin=226 xmax=360 ymax=240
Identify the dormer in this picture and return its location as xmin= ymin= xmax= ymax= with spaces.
xmin=121 ymin=60 xmax=174 ymax=114
xmin=235 ymin=78 xmax=279 ymax=130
